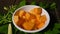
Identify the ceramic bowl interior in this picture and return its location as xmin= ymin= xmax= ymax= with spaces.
xmin=12 ymin=5 xmax=50 ymax=33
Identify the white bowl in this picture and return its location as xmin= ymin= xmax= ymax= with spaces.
xmin=12 ymin=5 xmax=50 ymax=33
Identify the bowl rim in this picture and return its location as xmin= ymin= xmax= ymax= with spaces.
xmin=12 ymin=5 xmax=50 ymax=33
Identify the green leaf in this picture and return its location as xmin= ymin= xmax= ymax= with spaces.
xmin=45 ymin=30 xmax=52 ymax=34
xmin=0 ymin=24 xmax=8 ymax=34
xmin=39 ymin=2 xmax=46 ymax=8
xmin=17 ymin=0 xmax=26 ymax=8
xmin=9 ymin=5 xmax=17 ymax=14
xmin=14 ymin=27 xmax=19 ymax=34
xmin=51 ymin=29 xmax=60 ymax=34
xmin=50 ymin=2 xmax=56 ymax=9
xmin=45 ymin=23 xmax=60 ymax=34
xmin=24 ymin=32 xmax=28 ymax=34
xmin=54 ymin=23 xmax=60 ymax=29
xmin=31 ymin=1 xmax=36 ymax=5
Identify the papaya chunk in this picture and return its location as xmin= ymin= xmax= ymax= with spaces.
xmin=36 ymin=15 xmax=46 ymax=29
xmin=14 ymin=8 xmax=47 ymax=30
xmin=22 ymin=19 xmax=35 ymax=30
xmin=14 ymin=16 xmax=19 ymax=24
xmin=17 ymin=18 xmax=25 ymax=28
xmin=19 ymin=10 xmax=26 ymax=18
xmin=24 ymin=12 xmax=30 ymax=20
xmin=37 ymin=22 xmax=45 ymax=29
xmin=30 ymin=8 xmax=42 ymax=15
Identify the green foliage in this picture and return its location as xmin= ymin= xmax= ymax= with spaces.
xmin=39 ymin=2 xmax=47 ymax=8
xmin=16 ymin=0 xmax=26 ymax=8
xmin=0 ymin=24 xmax=8 ymax=34
xmin=45 ymin=23 xmax=60 ymax=34
xmin=50 ymin=2 xmax=56 ymax=9
xmin=31 ymin=1 xmax=36 ymax=5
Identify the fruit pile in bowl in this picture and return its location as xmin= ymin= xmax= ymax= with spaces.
xmin=12 ymin=5 xmax=50 ymax=33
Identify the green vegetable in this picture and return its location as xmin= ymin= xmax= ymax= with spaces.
xmin=8 ymin=24 xmax=12 ymax=34
xmin=4 ymin=7 xmax=8 ymax=10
